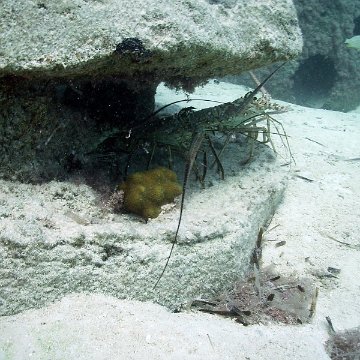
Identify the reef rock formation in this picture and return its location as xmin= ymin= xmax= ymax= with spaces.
xmin=0 ymin=0 xmax=302 ymax=82
xmin=0 ymin=139 xmax=288 ymax=315
xmin=0 ymin=1 xmax=298 ymax=315
xmin=226 ymin=0 xmax=360 ymax=111
xmin=0 ymin=0 xmax=302 ymax=181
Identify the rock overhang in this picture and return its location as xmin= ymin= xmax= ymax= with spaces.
xmin=0 ymin=0 xmax=298 ymax=313
xmin=0 ymin=0 xmax=303 ymax=85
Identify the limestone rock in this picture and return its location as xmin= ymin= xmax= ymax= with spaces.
xmin=0 ymin=0 xmax=302 ymax=181
xmin=0 ymin=0 xmax=302 ymax=82
xmin=226 ymin=0 xmax=360 ymax=111
xmin=0 ymin=139 xmax=288 ymax=315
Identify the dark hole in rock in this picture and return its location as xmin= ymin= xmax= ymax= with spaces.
xmin=292 ymin=55 xmax=336 ymax=108
xmin=54 ymin=78 xmax=159 ymax=187
xmin=353 ymin=15 xmax=360 ymax=35
xmin=63 ymin=79 xmax=155 ymax=129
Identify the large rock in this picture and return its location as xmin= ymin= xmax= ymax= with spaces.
xmin=226 ymin=0 xmax=360 ymax=111
xmin=293 ymin=0 xmax=360 ymax=111
xmin=0 ymin=134 xmax=288 ymax=315
xmin=0 ymin=1 xmax=297 ymax=314
xmin=0 ymin=0 xmax=302 ymax=82
xmin=0 ymin=0 xmax=302 ymax=182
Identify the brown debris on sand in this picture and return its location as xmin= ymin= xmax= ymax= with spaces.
xmin=191 ymin=266 xmax=317 ymax=326
xmin=325 ymin=326 xmax=360 ymax=360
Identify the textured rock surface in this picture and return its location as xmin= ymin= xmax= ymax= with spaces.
xmin=0 ymin=141 xmax=288 ymax=316
xmin=293 ymin=0 xmax=360 ymax=111
xmin=0 ymin=0 xmax=302 ymax=181
xmin=226 ymin=0 xmax=360 ymax=111
xmin=0 ymin=0 xmax=302 ymax=81
xmin=0 ymin=1 xmax=296 ymax=317
xmin=0 ymin=76 xmax=158 ymax=182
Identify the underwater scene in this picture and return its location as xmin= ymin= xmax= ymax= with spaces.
xmin=0 ymin=0 xmax=360 ymax=359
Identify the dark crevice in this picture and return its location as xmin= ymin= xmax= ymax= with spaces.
xmin=353 ymin=15 xmax=360 ymax=35
xmin=292 ymin=55 xmax=336 ymax=108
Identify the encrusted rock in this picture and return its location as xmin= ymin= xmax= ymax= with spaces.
xmin=0 ymin=140 xmax=288 ymax=315
xmin=0 ymin=0 xmax=302 ymax=181
xmin=227 ymin=0 xmax=360 ymax=111
xmin=0 ymin=0 xmax=302 ymax=82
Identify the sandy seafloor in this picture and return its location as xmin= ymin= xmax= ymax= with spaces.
xmin=1 ymin=80 xmax=360 ymax=359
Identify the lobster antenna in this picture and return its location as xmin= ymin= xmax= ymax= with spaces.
xmin=153 ymin=62 xmax=286 ymax=288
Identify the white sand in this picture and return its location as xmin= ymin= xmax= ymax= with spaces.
xmin=1 ymin=81 xmax=360 ymax=359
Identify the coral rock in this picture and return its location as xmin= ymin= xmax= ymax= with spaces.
xmin=119 ymin=167 xmax=182 ymax=219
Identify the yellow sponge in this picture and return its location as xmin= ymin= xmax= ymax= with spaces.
xmin=119 ymin=167 xmax=182 ymax=219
